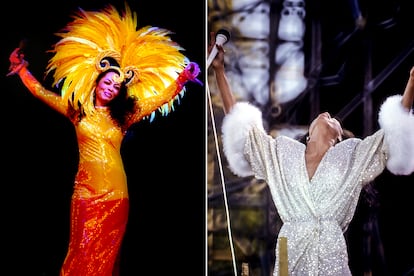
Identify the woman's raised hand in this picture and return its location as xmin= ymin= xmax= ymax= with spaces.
xmin=7 ymin=47 xmax=28 ymax=76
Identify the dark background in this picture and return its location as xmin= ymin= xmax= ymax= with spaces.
xmin=1 ymin=0 xmax=205 ymax=275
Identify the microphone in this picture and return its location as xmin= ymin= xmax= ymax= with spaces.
xmin=17 ymin=38 xmax=28 ymax=54
xmin=207 ymin=29 xmax=230 ymax=68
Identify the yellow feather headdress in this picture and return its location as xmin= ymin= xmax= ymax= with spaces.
xmin=45 ymin=3 xmax=188 ymax=116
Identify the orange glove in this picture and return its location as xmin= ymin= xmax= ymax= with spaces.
xmin=177 ymin=62 xmax=202 ymax=86
xmin=7 ymin=47 xmax=28 ymax=76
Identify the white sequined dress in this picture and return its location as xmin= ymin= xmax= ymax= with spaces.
xmin=221 ymin=95 xmax=414 ymax=276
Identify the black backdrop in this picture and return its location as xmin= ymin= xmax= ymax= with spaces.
xmin=1 ymin=0 xmax=205 ymax=275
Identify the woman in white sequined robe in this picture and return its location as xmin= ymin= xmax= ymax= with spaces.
xmin=209 ymin=33 xmax=414 ymax=276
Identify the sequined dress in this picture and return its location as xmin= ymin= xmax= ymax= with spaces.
xmin=221 ymin=97 xmax=414 ymax=276
xmin=61 ymin=106 xmax=129 ymax=275
xmin=19 ymin=68 xmax=190 ymax=276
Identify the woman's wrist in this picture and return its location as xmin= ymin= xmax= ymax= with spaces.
xmin=177 ymin=62 xmax=202 ymax=85
xmin=8 ymin=60 xmax=28 ymax=76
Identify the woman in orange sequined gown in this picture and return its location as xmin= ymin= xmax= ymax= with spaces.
xmin=7 ymin=4 xmax=201 ymax=276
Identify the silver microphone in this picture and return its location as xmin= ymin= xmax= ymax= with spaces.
xmin=207 ymin=29 xmax=230 ymax=68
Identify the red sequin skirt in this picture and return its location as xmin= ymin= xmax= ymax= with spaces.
xmin=60 ymin=197 xmax=129 ymax=276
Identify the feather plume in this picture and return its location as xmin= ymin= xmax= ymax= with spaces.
xmin=45 ymin=3 xmax=187 ymax=116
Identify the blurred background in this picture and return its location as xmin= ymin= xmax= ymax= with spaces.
xmin=1 ymin=0 xmax=205 ymax=275
xmin=207 ymin=0 xmax=414 ymax=275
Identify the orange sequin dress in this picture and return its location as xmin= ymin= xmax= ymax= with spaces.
xmin=18 ymin=66 xmax=191 ymax=276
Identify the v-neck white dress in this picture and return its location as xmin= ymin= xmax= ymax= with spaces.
xmin=220 ymin=96 xmax=414 ymax=276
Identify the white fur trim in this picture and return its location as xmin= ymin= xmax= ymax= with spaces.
xmin=221 ymin=102 xmax=265 ymax=177
xmin=378 ymin=95 xmax=414 ymax=175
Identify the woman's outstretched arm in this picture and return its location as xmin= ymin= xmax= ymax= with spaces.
xmin=8 ymin=47 xmax=67 ymax=115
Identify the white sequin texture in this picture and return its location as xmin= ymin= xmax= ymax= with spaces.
xmin=241 ymin=126 xmax=388 ymax=276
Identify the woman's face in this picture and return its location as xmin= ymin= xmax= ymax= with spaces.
xmin=308 ymin=112 xmax=343 ymax=143
xmin=95 ymin=71 xmax=122 ymax=107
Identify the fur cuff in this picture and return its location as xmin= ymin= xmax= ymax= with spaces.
xmin=222 ymin=102 xmax=264 ymax=177
xmin=378 ymin=95 xmax=414 ymax=175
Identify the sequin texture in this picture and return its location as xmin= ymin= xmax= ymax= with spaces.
xmin=243 ymin=127 xmax=388 ymax=276
xmin=17 ymin=39 xmax=197 ymax=275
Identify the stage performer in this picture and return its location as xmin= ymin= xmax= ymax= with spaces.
xmin=208 ymin=31 xmax=414 ymax=275
xmin=7 ymin=4 xmax=201 ymax=276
